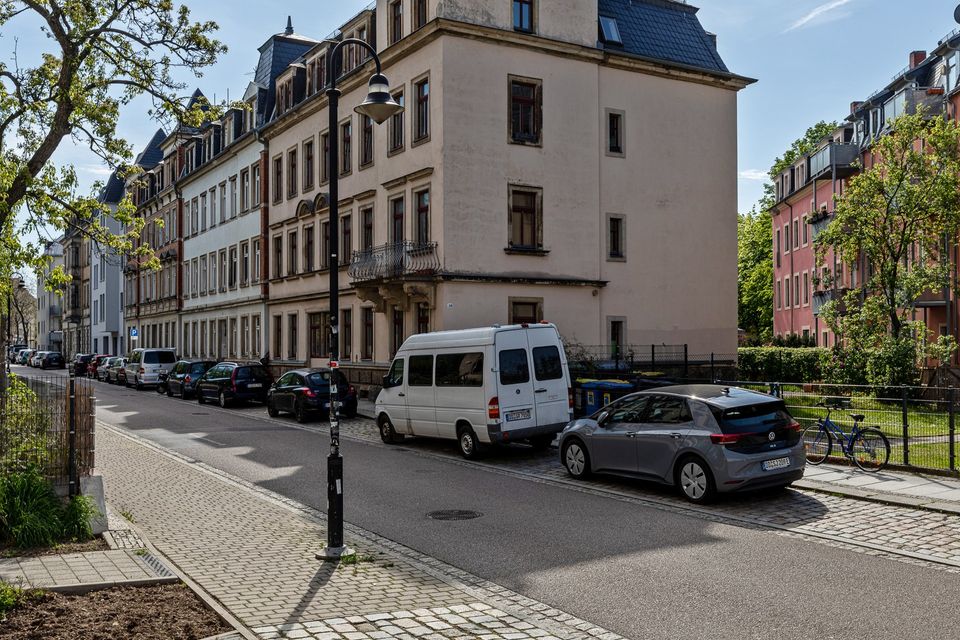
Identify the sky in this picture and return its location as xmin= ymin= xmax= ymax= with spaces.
xmin=9 ymin=0 xmax=960 ymax=223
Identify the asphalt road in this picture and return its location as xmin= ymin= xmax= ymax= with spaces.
xmin=15 ymin=365 xmax=960 ymax=639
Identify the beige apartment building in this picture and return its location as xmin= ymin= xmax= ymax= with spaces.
xmin=261 ymin=0 xmax=752 ymax=369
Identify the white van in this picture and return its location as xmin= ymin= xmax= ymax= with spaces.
xmin=375 ymin=323 xmax=573 ymax=458
xmin=127 ymin=347 xmax=178 ymax=389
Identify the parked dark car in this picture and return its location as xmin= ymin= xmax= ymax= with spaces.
xmin=197 ymin=362 xmax=273 ymax=408
xmin=39 ymin=351 xmax=65 ymax=370
xmin=166 ymin=359 xmax=216 ymax=399
xmin=88 ymin=355 xmax=112 ymax=379
xmin=72 ymin=353 xmax=94 ymax=376
xmin=267 ymin=368 xmax=358 ymax=423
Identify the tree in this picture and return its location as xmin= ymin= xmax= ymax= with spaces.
xmin=816 ymin=110 xmax=960 ymax=389
xmin=0 ymin=0 xmax=227 ymax=295
xmin=737 ymin=207 xmax=773 ymax=344
xmin=767 ymin=120 xmax=839 ymax=200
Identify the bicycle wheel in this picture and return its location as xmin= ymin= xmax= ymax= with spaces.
xmin=802 ymin=424 xmax=832 ymax=465
xmin=850 ymin=428 xmax=890 ymax=472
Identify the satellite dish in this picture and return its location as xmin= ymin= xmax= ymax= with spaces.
xmin=955 ymin=4 xmax=960 ymax=24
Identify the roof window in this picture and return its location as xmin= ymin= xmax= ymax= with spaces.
xmin=599 ymin=15 xmax=622 ymax=45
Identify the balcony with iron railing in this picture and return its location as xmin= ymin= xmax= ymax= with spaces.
xmin=348 ymin=241 xmax=440 ymax=283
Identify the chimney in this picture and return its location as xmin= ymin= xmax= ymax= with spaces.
xmin=850 ymin=101 xmax=864 ymax=114
xmin=910 ymin=50 xmax=927 ymax=69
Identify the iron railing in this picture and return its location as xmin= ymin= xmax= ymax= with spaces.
xmin=348 ymin=241 xmax=439 ymax=282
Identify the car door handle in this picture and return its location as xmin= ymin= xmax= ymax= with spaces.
xmin=670 ymin=432 xmax=683 ymax=439
xmin=535 ymin=388 xmax=547 ymax=393
xmin=625 ymin=432 xmax=638 ymax=438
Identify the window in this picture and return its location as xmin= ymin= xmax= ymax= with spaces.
xmin=273 ymin=157 xmax=283 ymax=203
xmin=510 ymin=299 xmax=542 ymax=324
xmin=776 ymin=280 xmax=781 ymax=309
xmin=533 ymin=346 xmax=563 ymax=380
xmin=273 ymin=235 xmax=283 ymax=279
xmin=200 ymin=194 xmax=207 ymax=231
xmin=229 ymin=246 xmax=238 ymax=288
xmin=599 ymin=15 xmax=622 ymax=44
xmin=341 ymin=309 xmax=352 ymax=359
xmin=510 ymin=78 xmax=541 ymax=144
xmin=415 ymin=190 xmax=429 ymax=244
xmin=775 ymin=229 xmax=781 ymax=267
xmin=436 ymin=353 xmax=484 ymax=387
xmin=288 ymin=230 xmax=298 ymax=275
xmin=219 ymin=250 xmax=227 ymax=291
xmin=389 ymin=91 xmax=404 ymax=152
xmin=414 ymin=78 xmax=429 ymax=141
xmin=240 ymin=169 xmax=250 ymax=211
xmin=309 ymin=312 xmax=330 ymax=358
xmin=362 ymin=308 xmax=374 ymax=359
xmin=220 ymin=182 xmax=227 ymax=222
xmin=645 ymin=395 xmax=690 ymax=424
xmin=320 ymin=220 xmax=330 ymax=269
xmin=303 ymin=140 xmax=315 ymax=190
xmin=209 ymin=188 xmax=217 ymax=226
xmin=288 ymin=314 xmax=298 ymax=359
xmin=391 ymin=308 xmax=404 ymax=356
xmin=333 ymin=216 xmax=349 ymax=267
xmin=417 ymin=303 xmax=430 ymax=334
xmin=304 ymin=225 xmax=315 ymax=272
xmin=241 ymin=241 xmax=250 ymax=285
xmin=802 ymin=216 xmax=808 ymax=245
xmin=499 ymin=349 xmax=530 ymax=385
xmin=385 ymin=358 xmax=403 ymax=387
xmin=803 ymin=272 xmax=809 ymax=305
xmin=607 ymin=110 xmax=624 ymax=155
xmin=209 ymin=252 xmax=217 ymax=292
xmin=413 ymin=0 xmax=428 ymax=29
xmin=252 ymin=315 xmax=261 ymax=356
xmin=200 ymin=256 xmax=208 ymax=295
xmin=783 ymin=224 xmax=790 ymax=254
xmin=360 ymin=115 xmax=373 ymax=167
xmin=608 ymin=215 xmax=625 ymax=260
xmin=793 ymin=219 xmax=799 ymax=250
xmin=253 ymin=238 xmax=261 ymax=282
xmin=340 ymin=120 xmax=352 ymax=175
xmin=190 ymin=198 xmax=199 ymax=235
xmin=409 ymin=354 xmax=433 ymax=386
xmin=784 ymin=277 xmax=791 ymax=307
xmin=389 ymin=0 xmax=402 ymax=44
xmin=794 ymin=274 xmax=800 ymax=308
xmin=508 ymin=187 xmax=542 ymax=250
xmin=610 ymin=319 xmax=624 ymax=355
xmin=513 ymin=0 xmax=534 ymax=32
xmin=287 ymin=149 xmax=298 ymax=198
xmin=272 ymin=315 xmax=282 ymax=358
xmin=241 ymin=316 xmax=249 ymax=357
xmin=320 ymin=132 xmax=330 ymax=183
xmin=361 ymin=207 xmax=374 ymax=251
xmin=252 ymin=163 xmax=261 ymax=206
xmin=389 ymin=196 xmax=404 ymax=242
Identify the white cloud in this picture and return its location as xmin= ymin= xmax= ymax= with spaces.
xmin=785 ymin=0 xmax=854 ymax=32
xmin=739 ymin=169 xmax=769 ymax=181
xmin=78 ymin=164 xmax=113 ymax=176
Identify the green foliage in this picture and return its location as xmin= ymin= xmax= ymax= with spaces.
xmin=0 ymin=374 xmax=50 ymax=472
xmin=62 ymin=495 xmax=99 ymax=541
xmin=771 ymin=333 xmax=817 ymax=348
xmin=819 ymin=346 xmax=869 ymax=387
xmin=737 ymin=347 xmax=827 ymax=383
xmin=0 ymin=1 xmax=229 ymax=294
xmin=769 ymin=120 xmax=840 ymax=179
xmin=865 ymin=336 xmax=920 ymax=393
xmin=0 ymin=467 xmax=63 ymax=548
xmin=737 ymin=209 xmax=773 ymax=343
xmin=0 ymin=580 xmax=43 ymax=618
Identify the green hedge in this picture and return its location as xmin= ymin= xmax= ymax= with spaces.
xmin=737 ymin=347 xmax=827 ymax=383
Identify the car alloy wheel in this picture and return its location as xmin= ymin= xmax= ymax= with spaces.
xmin=678 ymin=459 xmax=715 ymax=503
xmin=563 ymin=441 xmax=589 ymax=478
xmin=267 ymin=400 xmax=279 ymax=418
xmin=219 ymin=391 xmax=228 ymax=409
xmin=457 ymin=427 xmax=481 ymax=459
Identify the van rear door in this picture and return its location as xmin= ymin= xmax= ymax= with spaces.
xmin=527 ymin=327 xmax=571 ymax=429
xmin=495 ymin=330 xmax=537 ymax=434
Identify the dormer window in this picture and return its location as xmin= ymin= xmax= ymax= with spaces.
xmin=513 ymin=0 xmax=535 ymax=33
xmin=599 ymin=16 xmax=622 ymax=45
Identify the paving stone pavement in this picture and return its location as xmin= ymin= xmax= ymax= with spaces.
xmin=97 ymin=425 xmax=631 ymax=640
xmin=0 ymin=549 xmax=176 ymax=591
xmin=326 ymin=416 xmax=960 ymax=570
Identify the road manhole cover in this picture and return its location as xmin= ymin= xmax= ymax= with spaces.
xmin=427 ymin=510 xmax=482 ymax=521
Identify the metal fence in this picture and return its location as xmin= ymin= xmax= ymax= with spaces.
xmin=0 ymin=374 xmax=95 ymax=494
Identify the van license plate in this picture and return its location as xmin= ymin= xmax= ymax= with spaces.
xmin=762 ymin=457 xmax=790 ymax=471
xmin=506 ymin=409 xmax=531 ymax=422
xmin=247 ymin=383 xmax=262 ymax=389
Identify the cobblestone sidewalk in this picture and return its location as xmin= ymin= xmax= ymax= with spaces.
xmin=0 ymin=548 xmax=176 ymax=592
xmin=97 ymin=424 xmax=629 ymax=640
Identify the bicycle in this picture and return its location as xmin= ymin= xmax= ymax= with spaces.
xmin=802 ymin=398 xmax=891 ymax=472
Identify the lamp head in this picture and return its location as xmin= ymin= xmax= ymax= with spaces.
xmin=354 ymin=73 xmax=404 ymax=124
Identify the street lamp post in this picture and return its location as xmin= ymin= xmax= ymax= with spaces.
xmin=318 ymin=38 xmax=403 ymax=561
xmin=6 ymin=272 xmax=25 ymax=376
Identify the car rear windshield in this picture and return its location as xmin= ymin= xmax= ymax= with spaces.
xmin=712 ymin=401 xmax=793 ymax=434
xmin=236 ymin=366 xmax=271 ymax=381
xmin=144 ymin=351 xmax=176 ymax=364
xmin=190 ymin=363 xmax=210 ymax=374
xmin=307 ymin=372 xmax=332 ymax=386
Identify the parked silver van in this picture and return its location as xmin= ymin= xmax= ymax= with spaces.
xmin=376 ymin=323 xmax=573 ymax=458
xmin=126 ymin=348 xmax=178 ymax=390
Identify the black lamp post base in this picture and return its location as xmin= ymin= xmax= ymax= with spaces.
xmin=317 ymin=545 xmax=356 ymax=561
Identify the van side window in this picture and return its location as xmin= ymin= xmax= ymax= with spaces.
xmin=409 ymin=355 xmax=433 ymax=386
xmin=498 ymin=349 xmax=529 ymax=385
xmin=436 ymin=352 xmax=484 ymax=387
xmin=532 ymin=346 xmax=562 ymax=380
xmin=386 ymin=358 xmax=404 ymax=387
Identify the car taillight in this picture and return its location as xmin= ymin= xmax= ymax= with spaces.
xmin=230 ymin=369 xmax=238 ymax=392
xmin=301 ymin=387 xmax=316 ymax=398
xmin=787 ymin=419 xmax=802 ymax=432
xmin=184 ymin=374 xmax=191 ymax=383
xmin=139 ymin=368 xmax=145 ymax=374
xmin=568 ymin=387 xmax=574 ymax=409
xmin=348 ymin=385 xmax=356 ymax=395
xmin=710 ymin=433 xmax=747 ymax=445
xmin=488 ymin=397 xmax=500 ymax=420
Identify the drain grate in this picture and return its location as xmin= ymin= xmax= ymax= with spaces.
xmin=427 ymin=510 xmax=482 ymax=521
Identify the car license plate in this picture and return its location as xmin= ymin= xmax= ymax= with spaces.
xmin=506 ymin=409 xmax=531 ymax=422
xmin=247 ymin=383 xmax=262 ymax=389
xmin=762 ymin=457 xmax=790 ymax=472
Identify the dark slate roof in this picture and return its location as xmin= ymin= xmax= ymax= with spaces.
xmin=598 ymin=0 xmax=729 ymax=75
xmin=254 ymin=20 xmax=318 ymax=122
xmin=98 ymin=169 xmax=125 ymax=204
xmin=134 ymin=128 xmax=167 ymax=169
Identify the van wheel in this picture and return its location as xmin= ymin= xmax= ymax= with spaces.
xmin=457 ymin=425 xmax=482 ymax=460
xmin=378 ymin=416 xmax=403 ymax=444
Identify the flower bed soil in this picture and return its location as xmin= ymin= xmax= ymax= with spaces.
xmin=1 ymin=537 xmax=109 ymax=558
xmin=0 ymin=583 xmax=230 ymax=639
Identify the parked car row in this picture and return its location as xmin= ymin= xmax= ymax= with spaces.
xmin=8 ymin=348 xmax=65 ymax=369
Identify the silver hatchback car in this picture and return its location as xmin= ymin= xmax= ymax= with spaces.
xmin=559 ymin=385 xmax=806 ymax=503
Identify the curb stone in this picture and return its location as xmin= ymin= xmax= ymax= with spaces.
xmin=795 ymin=478 xmax=960 ymax=516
